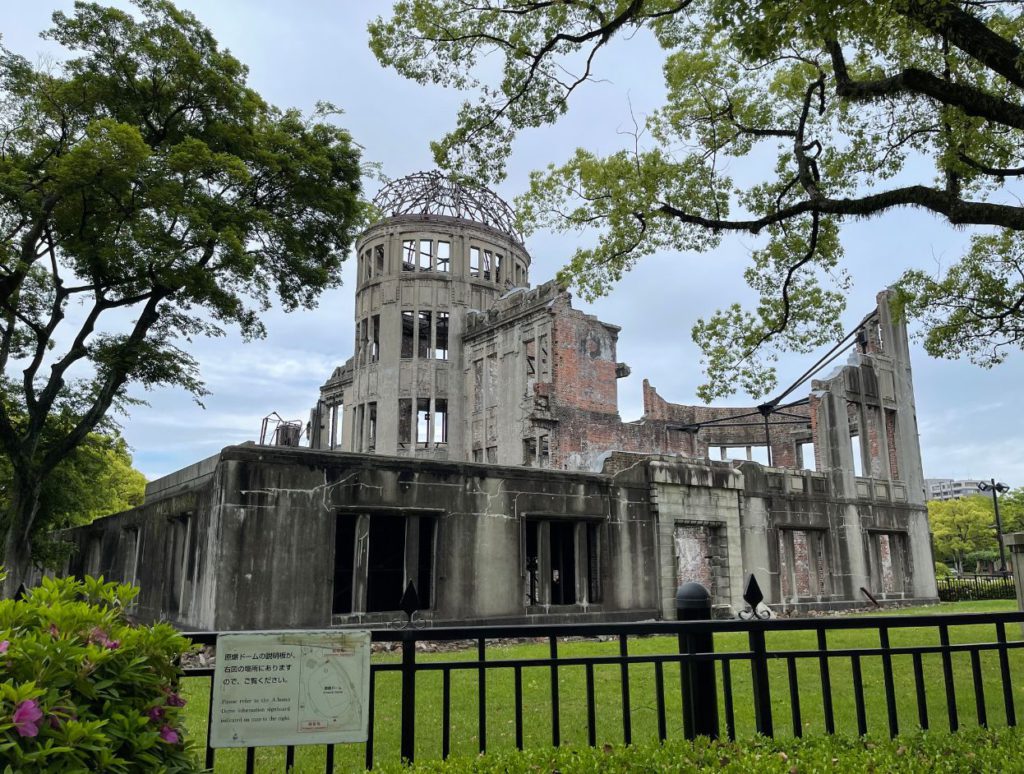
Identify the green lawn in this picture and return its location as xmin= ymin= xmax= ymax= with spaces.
xmin=180 ymin=600 xmax=1024 ymax=772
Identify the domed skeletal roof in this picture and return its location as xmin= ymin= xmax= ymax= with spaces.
xmin=372 ymin=171 xmax=523 ymax=244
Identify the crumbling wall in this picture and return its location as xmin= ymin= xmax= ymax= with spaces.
xmin=66 ymin=445 xmax=660 ymax=630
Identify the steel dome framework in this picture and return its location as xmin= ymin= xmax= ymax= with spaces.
xmin=372 ymin=171 xmax=523 ymax=244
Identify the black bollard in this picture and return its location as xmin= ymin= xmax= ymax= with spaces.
xmin=676 ymin=582 xmax=719 ymax=739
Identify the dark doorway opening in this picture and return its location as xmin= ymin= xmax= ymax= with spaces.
xmin=367 ymin=516 xmax=406 ymax=612
xmin=550 ymin=521 xmax=576 ymax=605
xmin=333 ymin=517 xmax=357 ymax=614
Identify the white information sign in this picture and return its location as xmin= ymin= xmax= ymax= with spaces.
xmin=210 ymin=630 xmax=371 ymax=748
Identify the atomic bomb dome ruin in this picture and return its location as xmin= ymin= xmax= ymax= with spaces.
xmin=63 ymin=172 xmax=938 ymax=630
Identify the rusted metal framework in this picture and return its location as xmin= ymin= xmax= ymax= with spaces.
xmin=373 ymin=171 xmax=523 ymax=244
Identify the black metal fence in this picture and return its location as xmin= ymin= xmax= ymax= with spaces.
xmin=937 ymin=575 xmax=1016 ymax=601
xmin=183 ymin=611 xmax=1024 ymax=772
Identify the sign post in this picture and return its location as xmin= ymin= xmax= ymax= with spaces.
xmin=210 ymin=630 xmax=371 ymax=749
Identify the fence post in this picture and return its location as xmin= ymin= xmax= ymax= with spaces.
xmin=400 ymin=632 xmax=417 ymax=764
xmin=677 ymin=582 xmax=719 ymax=739
xmin=749 ymin=626 xmax=774 ymax=737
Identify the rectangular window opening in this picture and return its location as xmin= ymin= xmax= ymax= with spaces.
xmin=433 ymin=399 xmax=448 ymax=444
xmin=418 ymin=311 xmax=432 ymax=359
xmin=470 ymin=246 xmax=481 ymax=278
xmin=402 ymin=239 xmax=416 ymax=272
xmin=482 ymin=250 xmax=492 ymax=280
xmin=486 ymin=446 xmax=497 ymax=464
xmin=367 ymin=402 xmax=377 ymax=452
xmin=329 ymin=404 xmax=341 ymax=449
xmin=435 ymin=312 xmax=449 ymax=360
xmin=370 ymin=314 xmax=380 ymax=362
xmin=525 ymin=339 xmax=536 ymax=392
xmin=523 ymin=437 xmax=537 ymax=466
xmin=419 ymin=239 xmax=432 ymax=271
xmin=375 ymin=244 xmax=385 ymax=275
xmin=417 ymin=397 xmax=431 ymax=444
xmin=798 ymin=441 xmax=817 ymax=471
xmin=436 ymin=241 xmax=451 ymax=273
xmin=850 ymin=433 xmax=864 ymax=477
xmin=539 ymin=434 xmax=550 ymax=467
xmin=538 ymin=334 xmax=550 ymax=381
xmin=401 ymin=310 xmax=414 ymax=359
xmin=495 ymin=253 xmax=503 ymax=284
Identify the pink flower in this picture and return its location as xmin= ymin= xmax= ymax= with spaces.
xmin=159 ymin=725 xmax=180 ymax=744
xmin=48 ymin=625 xmax=58 ymax=638
xmin=148 ymin=706 xmax=165 ymax=722
xmin=165 ymin=691 xmax=186 ymax=708
xmin=105 ymin=639 xmax=121 ymax=650
xmin=12 ymin=699 xmax=43 ymax=738
xmin=0 ymin=640 xmax=8 ymax=654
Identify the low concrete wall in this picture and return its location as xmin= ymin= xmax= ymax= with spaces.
xmin=64 ymin=446 xmax=937 ymax=630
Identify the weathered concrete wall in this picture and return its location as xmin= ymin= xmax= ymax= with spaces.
xmin=67 ymin=445 xmax=659 ymax=630
xmin=65 ymin=480 xmax=220 ymax=629
xmin=312 ymin=213 xmax=532 ymax=461
xmin=66 ymin=444 xmax=937 ymax=629
xmin=602 ymin=452 xmax=935 ymax=617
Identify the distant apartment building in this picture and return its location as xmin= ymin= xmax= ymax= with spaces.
xmin=926 ymin=478 xmax=985 ymax=501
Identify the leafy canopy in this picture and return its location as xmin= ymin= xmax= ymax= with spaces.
xmin=0 ymin=0 xmax=363 ymax=573
xmin=0 ymin=420 xmax=146 ymax=566
xmin=929 ymin=494 xmax=998 ymax=571
xmin=371 ymin=0 xmax=1024 ymax=400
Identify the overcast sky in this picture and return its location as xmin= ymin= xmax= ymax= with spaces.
xmin=4 ymin=1 xmax=1024 ymax=488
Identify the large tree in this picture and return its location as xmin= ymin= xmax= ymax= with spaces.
xmin=0 ymin=420 xmax=146 ymax=569
xmin=928 ymin=495 xmax=998 ymax=573
xmin=371 ymin=0 xmax=1024 ymax=399
xmin=0 ymin=1 xmax=363 ymax=587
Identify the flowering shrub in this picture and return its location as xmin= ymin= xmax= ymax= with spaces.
xmin=0 ymin=572 xmax=201 ymax=772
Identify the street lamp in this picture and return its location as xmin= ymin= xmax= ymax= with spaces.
xmin=978 ymin=479 xmax=1011 ymax=574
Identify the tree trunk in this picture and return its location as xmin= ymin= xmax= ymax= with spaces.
xmin=2 ymin=474 xmax=41 ymax=597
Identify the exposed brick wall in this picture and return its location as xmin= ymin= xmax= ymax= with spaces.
xmin=885 ymin=409 xmax=900 ymax=479
xmin=464 ymin=282 xmax=818 ymax=473
xmin=550 ymin=296 xmax=620 ymax=414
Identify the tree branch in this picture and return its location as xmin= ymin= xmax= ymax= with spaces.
xmin=897 ymin=0 xmax=1024 ymax=89
xmin=828 ymin=41 xmax=1024 ymax=131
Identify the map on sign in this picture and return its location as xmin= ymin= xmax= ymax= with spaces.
xmin=210 ymin=630 xmax=371 ymax=748
xmin=296 ymin=643 xmax=361 ymax=732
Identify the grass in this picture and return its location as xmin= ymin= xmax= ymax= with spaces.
xmin=179 ymin=600 xmax=1024 ymax=772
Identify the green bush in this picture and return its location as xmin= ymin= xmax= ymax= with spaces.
xmin=936 ymin=575 xmax=1016 ymax=601
xmin=373 ymin=728 xmax=1024 ymax=773
xmin=0 ymin=572 xmax=201 ymax=773
xmin=934 ymin=561 xmax=952 ymax=578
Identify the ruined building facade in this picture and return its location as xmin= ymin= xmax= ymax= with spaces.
xmin=62 ymin=173 xmax=937 ymax=629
